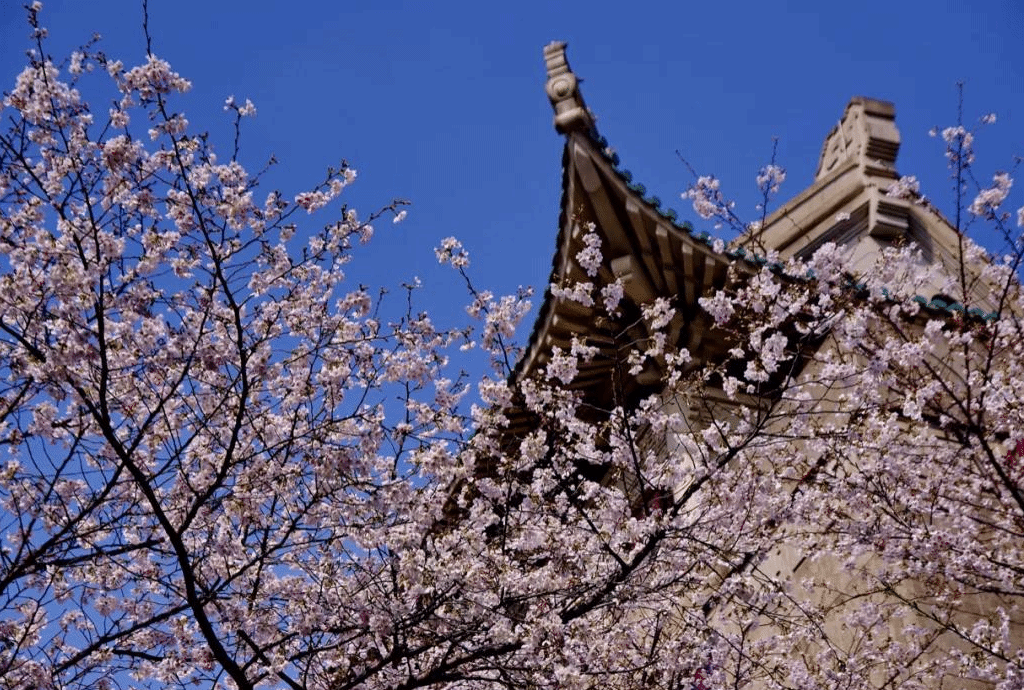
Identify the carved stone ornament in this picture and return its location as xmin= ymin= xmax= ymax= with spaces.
xmin=543 ymin=41 xmax=594 ymax=134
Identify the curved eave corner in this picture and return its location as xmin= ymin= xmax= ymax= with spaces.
xmin=515 ymin=43 xmax=737 ymax=395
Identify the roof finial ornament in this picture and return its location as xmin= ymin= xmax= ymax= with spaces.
xmin=543 ymin=41 xmax=595 ymax=134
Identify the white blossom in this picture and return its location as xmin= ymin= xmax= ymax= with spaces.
xmin=643 ymin=297 xmax=675 ymax=330
xmin=435 ymin=236 xmax=469 ymax=267
xmin=699 ymin=290 xmax=734 ymax=325
xmin=551 ymin=281 xmax=594 ymax=307
xmin=886 ymin=175 xmax=920 ymax=199
xmin=576 ymin=223 xmax=603 ymax=277
xmin=756 ymin=163 xmax=786 ymax=194
xmin=969 ymin=172 xmax=1012 ymax=217
xmin=684 ymin=175 xmax=731 ymax=221
xmin=600 ymin=280 xmax=624 ymax=314
xmin=545 ymin=346 xmax=578 ymax=384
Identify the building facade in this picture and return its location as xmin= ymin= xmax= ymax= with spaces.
xmin=515 ymin=42 xmax=1023 ymax=689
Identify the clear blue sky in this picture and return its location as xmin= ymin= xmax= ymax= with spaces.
xmin=2 ymin=0 xmax=1023 ymax=332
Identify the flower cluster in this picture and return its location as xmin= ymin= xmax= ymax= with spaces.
xmin=885 ymin=174 xmax=921 ymax=199
xmin=756 ymin=163 xmax=786 ymax=195
xmin=550 ymin=281 xmax=595 ymax=307
xmin=642 ymin=297 xmax=674 ymax=331
xmin=576 ymin=223 xmax=603 ymax=277
xmin=934 ymin=124 xmax=976 ymax=166
xmin=600 ymin=280 xmax=624 ymax=315
xmin=435 ymin=235 xmax=470 ymax=267
xmin=224 ymin=94 xmax=257 ymax=117
xmin=969 ymin=171 xmax=1012 ymax=217
xmin=683 ymin=175 xmax=734 ymax=226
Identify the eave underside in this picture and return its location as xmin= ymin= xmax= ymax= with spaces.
xmin=511 ymin=130 xmax=739 ymax=429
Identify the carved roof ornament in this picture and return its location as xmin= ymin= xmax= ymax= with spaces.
xmin=543 ymin=41 xmax=595 ymax=134
xmin=815 ymin=96 xmax=900 ymax=181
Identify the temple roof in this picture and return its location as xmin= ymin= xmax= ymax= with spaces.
xmin=512 ymin=44 xmax=749 ymax=412
xmin=504 ymin=43 xmax=999 ymax=436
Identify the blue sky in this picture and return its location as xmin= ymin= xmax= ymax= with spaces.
xmin=2 ymin=0 xmax=1023 ymax=336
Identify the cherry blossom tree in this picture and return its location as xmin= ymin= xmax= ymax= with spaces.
xmin=0 ymin=6 xmax=713 ymax=689
xmin=2 ymin=4 xmax=1024 ymax=690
